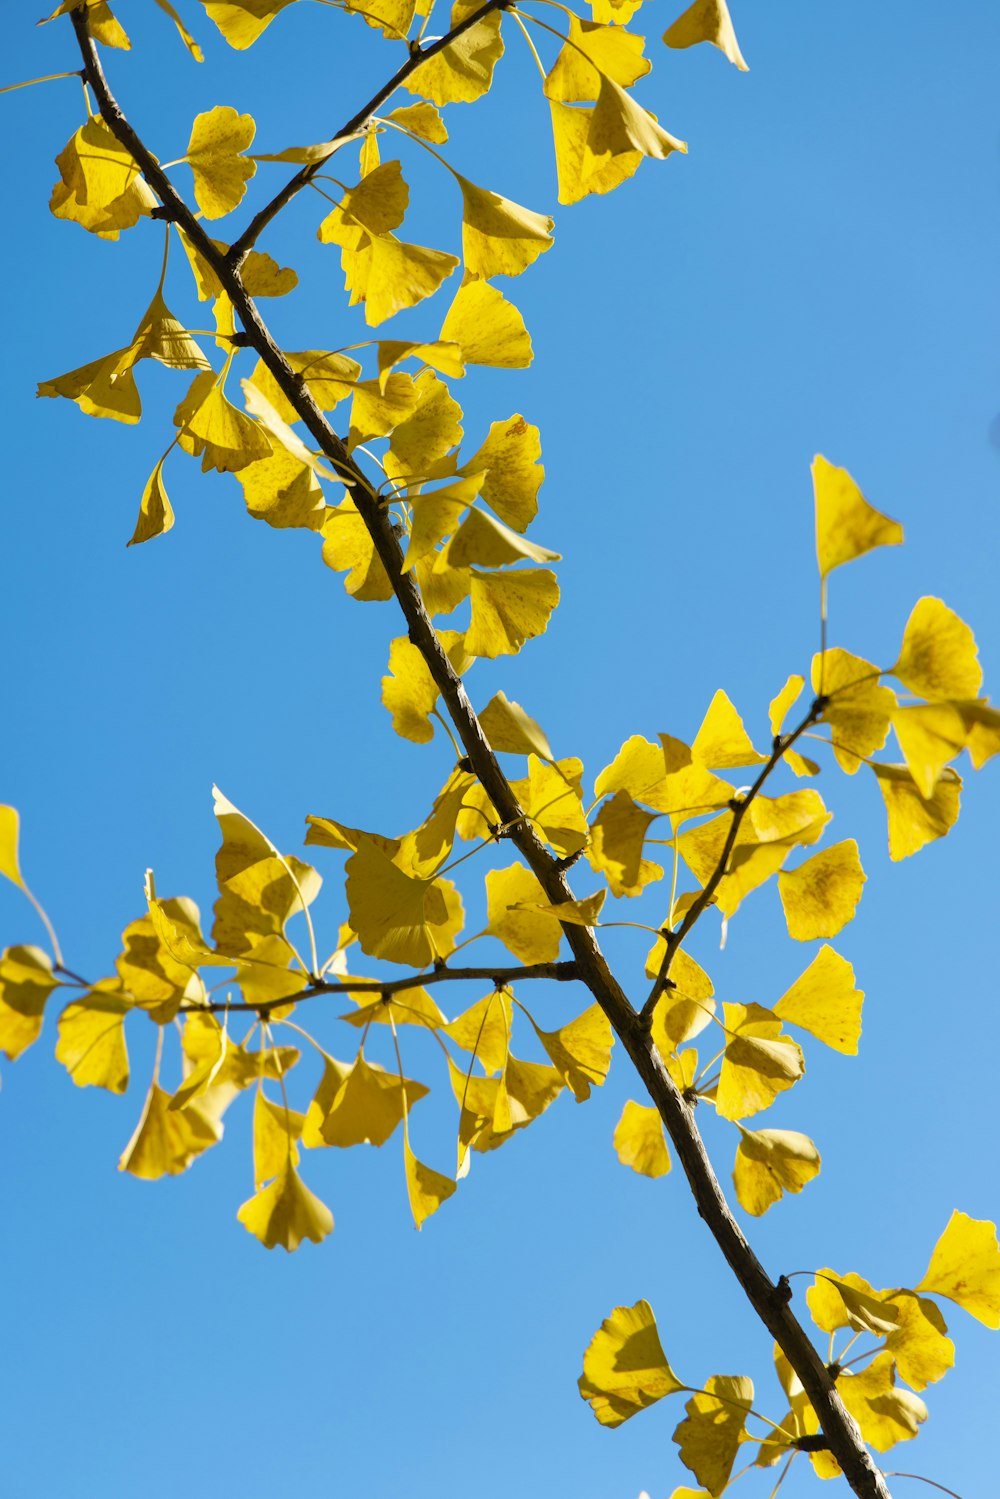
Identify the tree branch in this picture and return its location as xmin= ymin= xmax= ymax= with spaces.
xmin=68 ymin=16 xmax=891 ymax=1496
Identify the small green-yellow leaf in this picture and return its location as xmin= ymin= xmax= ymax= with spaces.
xmin=460 ymin=414 xmax=543 ymax=531
xmin=918 ymin=1210 xmax=1000 ymax=1328
xmin=128 ymin=457 xmax=174 ymax=545
xmin=813 ymin=454 xmax=903 ymax=580
xmin=444 ymin=988 xmax=512 ymax=1076
xmin=381 ymin=630 xmax=471 ymax=743
xmin=384 ymin=102 xmax=448 ymax=143
xmin=579 ymin=1300 xmax=684 ymax=1427
xmin=587 ymin=790 xmax=662 ymax=898
xmin=346 ymin=835 xmax=463 ymax=966
xmin=614 ymin=1100 xmax=671 ymax=1178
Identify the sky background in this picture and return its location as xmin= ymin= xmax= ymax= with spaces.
xmin=2 ymin=2 xmax=999 ymax=1497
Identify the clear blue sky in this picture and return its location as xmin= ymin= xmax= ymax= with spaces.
xmin=2 ymin=3 xmax=998 ymax=1497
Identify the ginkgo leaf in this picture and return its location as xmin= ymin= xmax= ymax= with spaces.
xmin=807 ymin=1269 xmax=900 ymax=1337
xmin=583 ymin=75 xmax=687 ymax=184
xmin=240 ymin=380 xmax=339 ymax=480
xmin=237 ymin=445 xmax=326 ymax=531
xmin=46 ymin=0 xmax=131 ymax=47
xmin=376 ymin=338 xmax=465 ymax=387
xmin=892 ymin=702 xmax=971 ymax=799
xmin=715 ymin=1003 xmax=804 ymax=1121
xmin=56 ymin=990 xmax=130 ymax=1093
xmin=404 ymin=1132 xmax=457 ymax=1228
xmin=466 ymin=568 xmax=559 ymax=657
xmin=587 ymin=790 xmax=662 ymax=898
xmin=387 ymin=369 xmax=465 ymax=483
xmin=341 ymin=987 xmax=448 ymax=1032
xmin=892 ymin=596 xmax=983 ymax=702
xmin=544 ymin=16 xmax=650 ymax=103
xmin=237 ymin=1162 xmax=334 ymax=1249
xmin=119 ymin=1081 xmax=222 ymax=1178
xmin=439 ymin=281 xmax=533 ymax=368
xmin=200 ymin=0 xmax=296 ymax=49
xmin=673 ymin=1375 xmax=754 ymax=1496
xmin=312 ymin=1054 xmax=429 ymax=1146
xmin=342 ymin=233 xmax=460 ymax=327
xmin=38 ymin=344 xmax=143 ymax=425
xmin=663 ymin=0 xmax=748 ymax=70
xmin=812 ymin=648 xmax=896 ymax=773
xmin=692 ymin=689 xmax=767 ymax=768
xmin=778 ymin=839 xmax=866 ymax=941
xmin=248 ymin=350 xmax=360 ymax=423
xmin=211 ymin=786 xmax=321 ymax=959
xmin=0 ymin=805 xmax=24 ymax=889
xmin=402 ymin=0 xmax=504 ymax=106
xmin=813 ymin=454 xmax=903 ymax=580
xmin=384 ymin=102 xmax=449 ymax=144
xmin=479 ymin=692 xmax=554 ymax=760
xmin=348 ymin=372 xmax=419 ymax=448
xmin=253 ymin=1091 xmax=305 ymax=1186
xmin=733 ymin=1127 xmax=820 ymax=1217
xmin=677 ymin=790 xmax=829 ymax=919
xmin=871 ymin=762 xmax=961 ymax=861
xmin=461 ymin=415 xmax=543 ymax=531
xmin=918 ymin=1210 xmax=1000 ymax=1328
xmin=614 ymin=1100 xmax=671 ymax=1178
xmin=175 ymin=371 xmax=273 ymax=473
xmin=344 ymin=0 xmax=415 ymax=40
xmin=321 ymin=498 xmax=394 ymax=600
xmin=403 ymin=476 xmax=481 ymax=571
xmin=444 ymin=988 xmax=512 ymax=1075
xmin=524 ymin=890 xmax=606 ymax=927
xmin=770 ymin=675 xmax=804 ymax=736
xmin=132 ymin=288 xmax=211 ymax=372
xmin=186 ymin=105 xmax=257 ymax=219
xmin=773 ymin=944 xmax=863 ymax=1054
xmin=448 ymin=507 xmax=560 ymax=567
xmin=485 ymin=863 xmax=563 ymax=964
xmin=458 ymin=176 xmax=554 ymax=281
xmin=579 ymin=1300 xmax=684 ymax=1427
xmin=320 ymin=160 xmax=410 ymax=245
xmin=0 ymin=946 xmax=59 ymax=1061
xmin=381 ymin=630 xmax=471 ymax=743
xmin=346 ymin=835 xmax=463 ymax=965
xmin=648 ymin=949 xmax=716 ymax=1051
xmin=128 ymin=457 xmax=174 ymax=545
xmin=510 ymin=756 xmax=588 ymax=857
xmin=117 ymin=896 xmax=205 ymax=1020
xmin=550 ymin=98 xmax=644 ymax=206
xmin=883 ymin=1292 xmax=955 ymax=1391
xmin=834 ymin=1353 xmax=927 ymax=1453
xmin=50 ymin=118 xmax=157 ymax=238
xmin=153 ymin=0 xmax=204 ymax=57
xmin=528 ymin=1005 xmax=613 ymax=1101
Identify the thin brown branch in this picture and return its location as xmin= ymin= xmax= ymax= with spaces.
xmin=641 ymin=699 xmax=827 ymax=1022
xmin=68 ymin=17 xmax=891 ymax=1497
xmin=228 ymin=0 xmax=508 ymax=264
xmin=181 ymin=959 xmax=580 ymax=1014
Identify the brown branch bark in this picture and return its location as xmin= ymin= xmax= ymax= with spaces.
xmin=68 ymin=14 xmax=891 ymax=1496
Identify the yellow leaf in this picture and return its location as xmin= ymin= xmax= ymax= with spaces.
xmin=544 ymin=16 xmax=650 ymax=103
xmin=778 ymin=839 xmax=866 ymax=941
xmin=770 ymin=675 xmax=804 ymax=736
xmin=240 ymin=380 xmax=340 ymax=480
xmin=342 ymin=233 xmax=460 ymax=327
xmin=237 ymin=445 xmax=326 ymax=532
xmin=884 ymin=1292 xmax=954 ymax=1391
xmin=677 ymin=790 xmax=829 ymax=919
xmin=200 ymin=0 xmax=296 ymax=49
xmin=376 ymin=338 xmax=465 ymax=387
xmin=460 ymin=414 xmax=543 ymax=531
xmin=128 ymin=457 xmax=174 ymax=545
xmin=813 ymin=454 xmax=903 ymax=580
xmin=587 ymin=790 xmax=662 ymax=897
xmin=647 ymin=949 xmax=716 ymax=1050
xmin=444 ymin=988 xmax=512 ymax=1075
xmin=415 ymin=548 xmax=472 ymax=617
xmin=50 ymin=118 xmax=157 ymax=238
xmin=344 ymin=0 xmax=415 ymax=39
xmin=550 ymin=99 xmax=644 ymax=206
xmin=485 ymin=862 xmax=563 ymax=964
xmin=579 ymin=1300 xmax=684 ymax=1427
xmin=458 ymin=175 xmax=554 ymax=281
xmin=614 ymin=1100 xmax=671 ymax=1178
xmin=211 ymin=786 xmax=321 ymax=959
xmin=404 ymin=1132 xmax=457 ymax=1228
xmin=524 ymin=890 xmax=607 ymax=927
xmin=253 ymin=1090 xmax=304 ymax=1186
xmin=152 ymin=0 xmax=204 ymax=58
xmin=583 ymin=75 xmax=687 ymax=184
xmin=44 ymin=0 xmax=131 ymax=47
xmin=510 ymin=756 xmax=588 ymax=857
xmin=439 ymin=281 xmax=533 ymax=368
xmin=663 ymin=0 xmax=748 ymax=70
xmin=312 ymin=1054 xmax=429 ymax=1146
xmin=479 ymin=691 xmax=554 ymax=760
xmin=0 ymin=946 xmax=59 ymax=1061
xmin=175 ymin=371 xmax=273 ymax=473
xmin=692 ymin=689 xmax=767 ymax=768
xmin=448 ymin=507 xmax=560 ymax=567
xmin=248 ymin=350 xmax=360 ymax=422
xmin=0 ymin=805 xmax=24 ymax=889
xmin=38 ymin=344 xmax=143 ymax=425
xmin=402 ymin=0 xmax=504 ymax=106
xmin=528 ymin=1004 xmax=613 ymax=1101
xmin=384 ymin=102 xmax=449 ymax=143
xmin=835 ymin=1353 xmax=927 ymax=1453
xmin=871 ymin=762 xmax=961 ymax=861
xmin=341 ymin=987 xmax=448 ymax=1031
xmin=892 ymin=702 xmax=971 ymax=799
xmin=773 ymin=944 xmax=863 ymax=1054
xmin=892 ymin=596 xmax=983 ymax=701
xmin=56 ymin=990 xmax=130 ymax=1093
xmin=381 ymin=630 xmax=471 ymax=743
xmin=386 ymin=368 xmax=464 ymax=481
xmin=715 ymin=1003 xmax=804 ymax=1121
xmin=348 ymin=371 xmax=419 ymax=448
xmin=918 ymin=1210 xmax=1000 ymax=1328
xmin=673 ymin=1375 xmax=754 ymax=1496
xmin=117 ymin=896 xmax=205 ymax=1020
xmin=186 ymin=105 xmax=256 ymax=219
xmin=237 ymin=1162 xmax=334 ymax=1249
xmin=733 ymin=1127 xmax=820 ymax=1217
xmin=346 ymin=835 xmax=463 ymax=965
xmin=321 ymin=497 xmax=394 ymax=600
xmin=132 ymin=287 xmax=211 ymax=372
xmin=119 ymin=1080 xmax=222 ymax=1177
xmin=466 ymin=568 xmax=559 ymax=657
xmin=807 ymin=1269 xmax=899 ymax=1337
xmin=812 ymin=647 xmax=896 ymax=773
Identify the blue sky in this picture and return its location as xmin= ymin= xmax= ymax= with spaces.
xmin=2 ymin=3 xmax=998 ymax=1496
